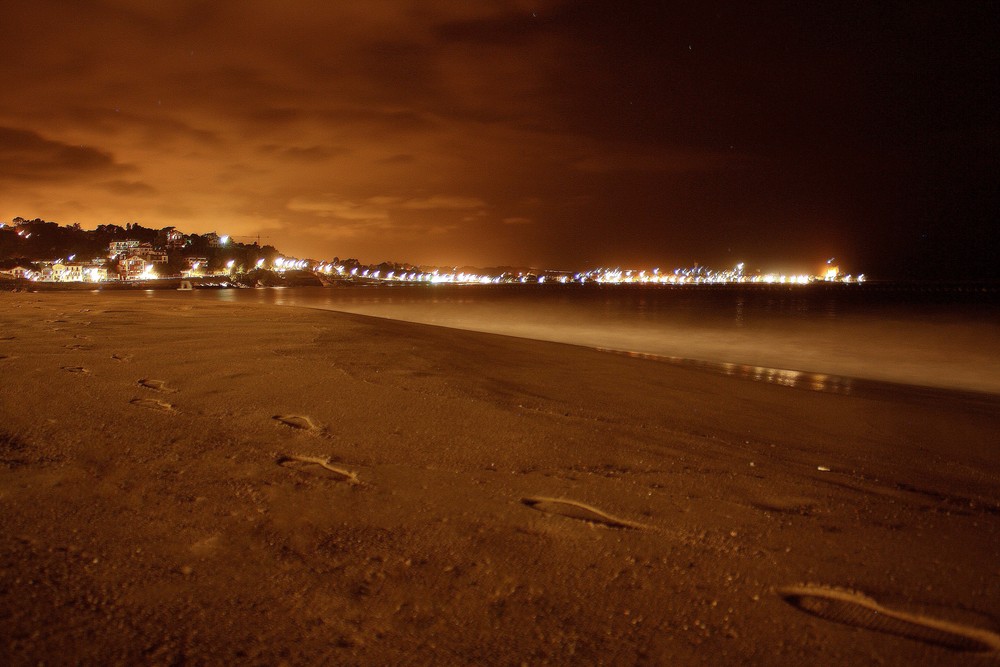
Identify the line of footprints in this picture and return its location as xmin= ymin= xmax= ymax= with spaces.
xmin=54 ymin=357 xmax=1000 ymax=655
xmin=266 ymin=412 xmax=1000 ymax=653
xmin=270 ymin=413 xmax=644 ymax=529
xmin=267 ymin=412 xmax=1000 ymax=653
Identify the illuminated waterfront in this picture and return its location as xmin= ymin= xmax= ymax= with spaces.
xmin=280 ymin=258 xmax=862 ymax=286
xmin=2 ymin=218 xmax=862 ymax=287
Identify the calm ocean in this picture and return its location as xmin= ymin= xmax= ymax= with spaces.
xmin=161 ymin=284 xmax=1000 ymax=395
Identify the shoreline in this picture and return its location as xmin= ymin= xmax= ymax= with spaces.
xmin=11 ymin=282 xmax=1000 ymax=400
xmin=2 ymin=292 xmax=998 ymax=664
xmin=9 ymin=280 xmax=1000 ymax=398
xmin=263 ymin=297 xmax=1000 ymax=397
xmin=15 ymin=283 xmax=998 ymax=399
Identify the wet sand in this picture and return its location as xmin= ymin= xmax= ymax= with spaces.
xmin=1 ymin=292 xmax=998 ymax=665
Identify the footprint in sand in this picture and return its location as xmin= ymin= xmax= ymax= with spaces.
xmin=272 ymin=414 xmax=324 ymax=433
xmin=61 ymin=366 xmax=89 ymax=374
xmin=778 ymin=585 xmax=1000 ymax=653
xmin=277 ymin=454 xmax=359 ymax=485
xmin=521 ymin=497 xmax=647 ymax=530
xmin=130 ymin=398 xmax=174 ymax=412
xmin=137 ymin=379 xmax=177 ymax=393
xmin=749 ymin=496 xmax=819 ymax=515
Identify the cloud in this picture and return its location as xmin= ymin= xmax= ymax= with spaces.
xmin=569 ymin=148 xmax=740 ymax=174
xmin=287 ymin=195 xmax=391 ymax=221
xmin=66 ymin=108 xmax=221 ymax=146
xmin=245 ymin=107 xmax=304 ymax=126
xmin=101 ymin=179 xmax=158 ymax=196
xmin=378 ymin=153 xmax=415 ymax=164
xmin=287 ymin=193 xmax=487 ymax=220
xmin=259 ymin=144 xmax=348 ymax=162
xmin=155 ymin=203 xmax=195 ymax=219
xmin=401 ymin=195 xmax=486 ymax=210
xmin=317 ymin=108 xmax=437 ymax=133
xmin=0 ymin=126 xmax=122 ymax=181
xmin=502 ymin=216 xmax=532 ymax=225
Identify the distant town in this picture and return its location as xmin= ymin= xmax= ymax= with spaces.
xmin=0 ymin=217 xmax=862 ymax=288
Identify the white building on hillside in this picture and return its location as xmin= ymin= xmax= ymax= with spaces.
xmin=109 ymin=239 xmax=141 ymax=257
xmin=51 ymin=262 xmax=108 ymax=282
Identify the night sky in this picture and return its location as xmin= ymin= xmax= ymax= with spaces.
xmin=1 ymin=1 xmax=996 ymax=277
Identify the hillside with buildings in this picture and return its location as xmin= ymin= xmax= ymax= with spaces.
xmin=0 ymin=218 xmax=532 ymax=287
xmin=0 ymin=218 xmax=290 ymax=284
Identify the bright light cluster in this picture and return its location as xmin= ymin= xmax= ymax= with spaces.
xmin=566 ymin=264 xmax=862 ymax=286
xmin=262 ymin=256 xmax=864 ymax=286
xmin=273 ymin=257 xmax=311 ymax=270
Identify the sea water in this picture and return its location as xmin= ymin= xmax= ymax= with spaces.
xmin=168 ymin=284 xmax=1000 ymax=395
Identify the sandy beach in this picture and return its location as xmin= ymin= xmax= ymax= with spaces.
xmin=1 ymin=292 xmax=998 ymax=665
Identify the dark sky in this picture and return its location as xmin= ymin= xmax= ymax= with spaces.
xmin=1 ymin=1 xmax=996 ymax=277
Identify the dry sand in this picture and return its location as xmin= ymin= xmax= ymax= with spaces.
xmin=1 ymin=292 xmax=998 ymax=665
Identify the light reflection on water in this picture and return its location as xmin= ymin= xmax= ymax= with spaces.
xmin=597 ymin=349 xmax=855 ymax=395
